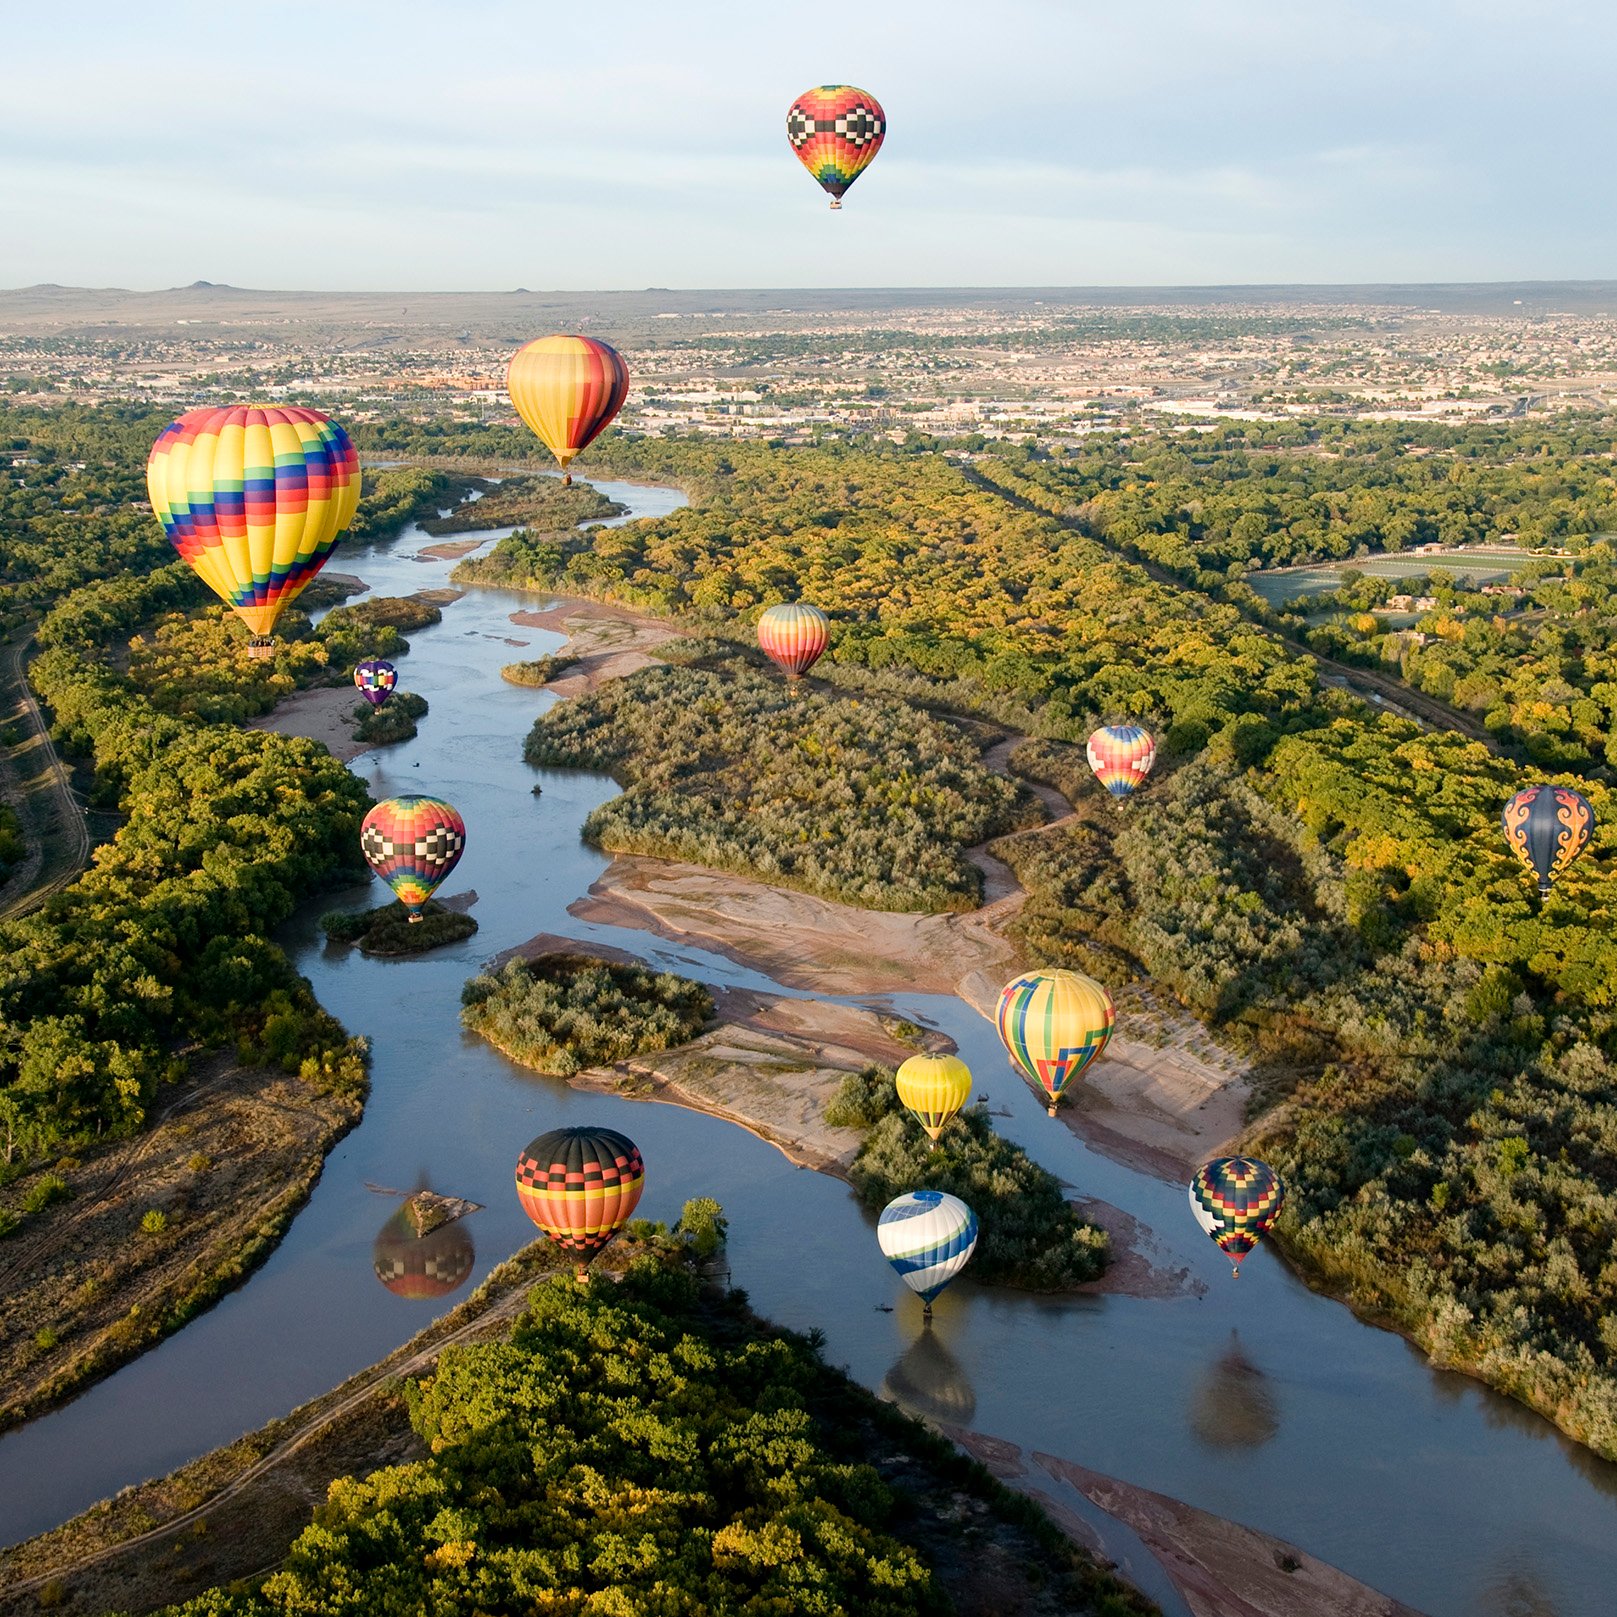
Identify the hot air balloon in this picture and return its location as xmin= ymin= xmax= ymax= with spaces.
xmin=877 ymin=1189 xmax=978 ymax=1320
xmin=516 ymin=1126 xmax=645 ymax=1282
xmin=1087 ymin=725 xmax=1156 ymax=798
xmin=895 ymin=1054 xmax=973 ymax=1149
xmin=787 ymin=85 xmax=886 ymax=209
xmin=359 ymin=795 xmax=466 ymax=922
xmin=757 ymin=602 xmax=829 ymax=682
xmin=1189 ymin=1156 xmax=1285 ymax=1277
xmin=147 ymin=405 xmax=360 ymax=659
xmin=1502 ymin=784 xmax=1594 ymax=898
xmin=354 ymin=658 xmax=398 ymax=709
xmin=995 ymin=969 xmax=1115 ymax=1116
xmin=506 ymin=335 xmax=629 ymax=485
xmin=373 ymin=1203 xmax=475 ymax=1301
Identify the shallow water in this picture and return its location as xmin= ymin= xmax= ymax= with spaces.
xmin=3 ymin=478 xmax=1614 ymax=1616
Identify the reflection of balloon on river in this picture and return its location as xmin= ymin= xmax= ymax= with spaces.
xmin=1189 ymin=1332 xmax=1280 ymax=1450
xmin=516 ymin=1126 xmax=645 ymax=1283
xmin=787 ymin=85 xmax=886 ymax=209
xmin=1086 ymin=724 xmax=1156 ymax=798
xmin=506 ymin=335 xmax=629 ymax=485
xmin=756 ymin=602 xmax=829 ymax=682
xmin=354 ymin=658 xmax=397 ymax=709
xmin=373 ymin=1202 xmax=476 ymax=1301
xmin=1502 ymin=784 xmax=1594 ymax=898
xmin=894 ymin=1054 xmax=972 ymax=1148
xmin=881 ymin=1327 xmax=977 ymax=1427
xmin=995 ymin=969 xmax=1115 ymax=1116
xmin=147 ymin=405 xmax=360 ymax=659
xmin=877 ymin=1189 xmax=978 ymax=1321
xmin=1189 ymin=1156 xmax=1285 ymax=1277
xmin=359 ymin=795 xmax=466 ymax=922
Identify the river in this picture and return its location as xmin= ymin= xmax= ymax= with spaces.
xmin=3 ymin=477 xmax=1615 ymax=1616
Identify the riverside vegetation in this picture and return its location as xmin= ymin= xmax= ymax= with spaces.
xmin=321 ymin=899 xmax=477 ymax=956
xmin=157 ymin=1250 xmax=1154 ymax=1617
xmin=461 ymin=953 xmax=715 ymax=1075
xmin=383 ymin=419 xmax=1617 ymax=1457
xmin=524 ymin=658 xmax=1037 ymax=913
xmin=827 ymin=1068 xmax=1110 ymax=1289
xmin=419 ymin=473 xmax=626 ymax=536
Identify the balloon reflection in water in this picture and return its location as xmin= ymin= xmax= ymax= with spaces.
xmin=1188 ymin=1333 xmax=1280 ymax=1451
xmin=372 ymin=1201 xmax=476 ymax=1302
xmin=881 ymin=1328 xmax=977 ymax=1428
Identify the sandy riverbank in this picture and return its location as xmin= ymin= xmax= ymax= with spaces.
xmin=947 ymin=1430 xmax=1425 ymax=1617
xmin=507 ymin=598 xmax=680 ymax=693
xmin=246 ymin=685 xmax=373 ymax=763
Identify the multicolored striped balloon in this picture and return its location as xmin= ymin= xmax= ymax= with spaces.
xmin=1189 ymin=1157 xmax=1285 ymax=1277
xmin=353 ymin=658 xmax=397 ymax=709
xmin=1086 ymin=725 xmax=1157 ymax=797
xmin=757 ymin=601 xmax=829 ymax=680
xmin=895 ymin=1054 xmax=973 ymax=1147
xmin=146 ymin=405 xmax=360 ymax=658
xmin=515 ymin=1126 xmax=645 ymax=1282
xmin=1502 ymin=784 xmax=1594 ymax=898
xmin=506 ymin=335 xmax=629 ymax=484
xmin=787 ymin=85 xmax=886 ymax=209
xmin=995 ymin=969 xmax=1115 ymax=1115
xmin=877 ymin=1189 xmax=978 ymax=1318
xmin=359 ymin=795 xmax=466 ymax=922
xmin=372 ymin=1204 xmax=475 ymax=1301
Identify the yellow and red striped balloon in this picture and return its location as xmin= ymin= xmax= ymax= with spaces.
xmin=515 ymin=1126 xmax=645 ymax=1282
xmin=1086 ymin=725 xmax=1157 ymax=798
xmin=506 ymin=335 xmax=629 ymax=483
xmin=146 ymin=405 xmax=360 ymax=656
xmin=757 ymin=602 xmax=829 ymax=680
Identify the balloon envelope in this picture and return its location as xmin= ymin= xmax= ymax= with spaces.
xmin=787 ymin=85 xmax=886 ymax=206
xmin=995 ymin=969 xmax=1115 ymax=1109
xmin=757 ymin=602 xmax=829 ymax=679
xmin=147 ymin=405 xmax=359 ymax=646
xmin=895 ymin=1054 xmax=973 ymax=1143
xmin=1189 ymin=1156 xmax=1285 ymax=1273
xmin=506 ymin=335 xmax=629 ymax=476
xmin=516 ymin=1126 xmax=645 ymax=1273
xmin=1502 ymin=784 xmax=1594 ymax=897
xmin=1087 ymin=725 xmax=1156 ymax=797
xmin=878 ymin=1189 xmax=978 ymax=1306
xmin=354 ymin=659 xmax=398 ymax=709
xmin=360 ymin=795 xmax=466 ymax=918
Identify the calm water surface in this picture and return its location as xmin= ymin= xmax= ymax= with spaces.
xmin=3 ymin=478 xmax=1614 ymax=1616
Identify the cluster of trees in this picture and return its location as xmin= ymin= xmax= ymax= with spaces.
xmin=0 ymin=803 xmax=23 ymax=884
xmin=525 ymin=661 xmax=1035 ymax=913
xmin=353 ymin=690 xmax=428 ymax=746
xmin=420 ymin=474 xmax=625 ymax=536
xmin=500 ymin=655 xmax=573 ymax=687
xmin=162 ymin=1258 xmax=1151 ymax=1617
xmin=345 ymin=466 xmax=474 ymax=543
xmin=461 ymin=953 xmax=715 ymax=1075
xmin=827 ymin=1068 xmax=1109 ymax=1289
xmin=321 ymin=898 xmax=476 ymax=956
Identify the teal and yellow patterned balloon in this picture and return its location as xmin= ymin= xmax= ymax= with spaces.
xmin=995 ymin=969 xmax=1115 ymax=1116
xmin=1189 ymin=1156 xmax=1285 ymax=1277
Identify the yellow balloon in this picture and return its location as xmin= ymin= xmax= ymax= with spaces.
xmin=895 ymin=1054 xmax=973 ymax=1145
xmin=506 ymin=335 xmax=629 ymax=482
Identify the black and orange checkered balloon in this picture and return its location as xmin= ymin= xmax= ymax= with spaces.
xmin=516 ymin=1126 xmax=644 ymax=1280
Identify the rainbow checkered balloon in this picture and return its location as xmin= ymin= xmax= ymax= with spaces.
xmin=1189 ymin=1156 xmax=1285 ymax=1276
xmin=359 ymin=795 xmax=466 ymax=921
xmin=787 ymin=85 xmax=886 ymax=208
xmin=147 ymin=406 xmax=359 ymax=650
xmin=1086 ymin=725 xmax=1157 ymax=797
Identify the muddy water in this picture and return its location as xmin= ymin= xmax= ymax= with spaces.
xmin=3 ymin=478 xmax=1615 ymax=1616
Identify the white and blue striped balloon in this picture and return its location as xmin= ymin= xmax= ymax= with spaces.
xmin=877 ymin=1189 xmax=979 ymax=1308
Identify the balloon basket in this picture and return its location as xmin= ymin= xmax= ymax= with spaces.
xmin=562 ymin=472 xmax=573 ymax=487
xmin=922 ymin=1300 xmax=933 ymax=1323
xmin=246 ymin=637 xmax=275 ymax=661
xmin=1047 ymin=1102 xmax=1058 ymax=1118
xmin=406 ymin=913 xmax=424 ymax=925
xmin=574 ymin=1262 xmax=590 ymax=1285
xmin=829 ymin=199 xmax=843 ymax=210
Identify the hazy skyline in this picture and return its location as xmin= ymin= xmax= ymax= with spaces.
xmin=4 ymin=0 xmax=1613 ymax=291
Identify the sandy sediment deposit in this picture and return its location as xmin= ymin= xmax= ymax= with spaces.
xmin=414 ymin=538 xmax=485 ymax=561
xmin=247 ymin=685 xmax=371 ymax=762
xmin=507 ymin=599 xmax=680 ymax=694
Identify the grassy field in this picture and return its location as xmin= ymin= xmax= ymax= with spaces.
xmin=1247 ymin=544 xmax=1530 ymax=603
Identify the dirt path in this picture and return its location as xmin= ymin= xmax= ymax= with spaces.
xmin=0 ymin=632 xmax=91 ymax=922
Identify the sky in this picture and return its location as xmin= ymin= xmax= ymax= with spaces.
xmin=3 ymin=0 xmax=1614 ymax=291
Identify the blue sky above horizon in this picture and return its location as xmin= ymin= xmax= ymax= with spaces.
xmin=4 ymin=0 xmax=1613 ymax=291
